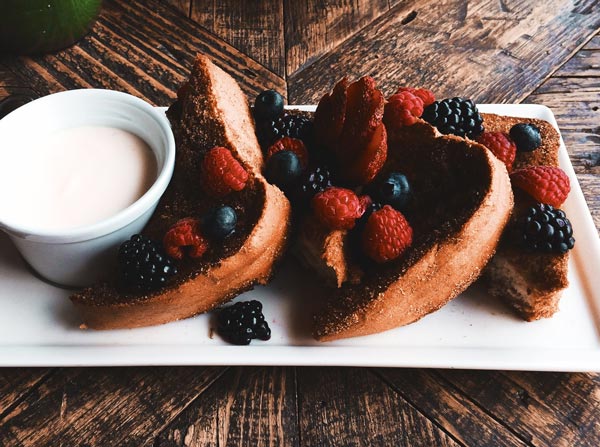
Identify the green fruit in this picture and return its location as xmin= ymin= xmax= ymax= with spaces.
xmin=0 ymin=0 xmax=102 ymax=55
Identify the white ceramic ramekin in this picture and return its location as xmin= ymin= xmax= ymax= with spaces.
xmin=0 ymin=89 xmax=175 ymax=287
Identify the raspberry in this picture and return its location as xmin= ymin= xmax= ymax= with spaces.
xmin=476 ymin=131 xmax=517 ymax=171
xmin=312 ymin=187 xmax=363 ymax=230
xmin=163 ymin=218 xmax=208 ymax=260
xmin=361 ymin=205 xmax=413 ymax=263
xmin=358 ymin=194 xmax=373 ymax=214
xmin=383 ymin=91 xmax=424 ymax=128
xmin=510 ymin=166 xmax=570 ymax=207
xmin=266 ymin=137 xmax=309 ymax=168
xmin=395 ymin=87 xmax=435 ymax=107
xmin=201 ymin=147 xmax=249 ymax=196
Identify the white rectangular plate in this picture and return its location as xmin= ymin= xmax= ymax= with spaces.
xmin=1 ymin=104 xmax=599 ymax=370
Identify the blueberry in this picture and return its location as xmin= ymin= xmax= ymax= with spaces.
xmin=203 ymin=205 xmax=237 ymax=239
xmin=254 ymin=90 xmax=284 ymax=121
xmin=370 ymin=173 xmax=411 ymax=210
xmin=510 ymin=123 xmax=542 ymax=152
xmin=265 ymin=150 xmax=301 ymax=190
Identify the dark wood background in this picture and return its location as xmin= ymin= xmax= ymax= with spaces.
xmin=1 ymin=0 xmax=599 ymax=445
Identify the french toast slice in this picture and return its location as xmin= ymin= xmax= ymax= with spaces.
xmin=480 ymin=113 xmax=569 ymax=320
xmin=309 ymin=120 xmax=513 ymax=341
xmin=70 ymin=55 xmax=291 ymax=329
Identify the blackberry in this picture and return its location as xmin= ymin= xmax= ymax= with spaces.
xmin=422 ymin=97 xmax=484 ymax=139
xmin=216 ymin=300 xmax=271 ymax=345
xmin=256 ymin=112 xmax=314 ymax=149
xmin=519 ymin=203 xmax=575 ymax=253
xmin=293 ymin=165 xmax=333 ymax=204
xmin=510 ymin=123 xmax=542 ymax=152
xmin=118 ymin=234 xmax=178 ymax=292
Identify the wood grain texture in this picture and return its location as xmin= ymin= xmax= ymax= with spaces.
xmin=288 ymin=0 xmax=600 ymax=104
xmin=376 ymin=369 xmax=529 ymax=446
xmin=0 ymin=369 xmax=54 ymax=416
xmin=154 ymin=367 xmax=298 ymax=447
xmin=296 ymin=367 xmax=460 ymax=447
xmin=284 ymin=0 xmax=392 ymax=76
xmin=439 ymin=370 xmax=600 ymax=446
xmin=191 ymin=0 xmax=285 ymax=78
xmin=5 ymin=0 xmax=285 ymax=105
xmin=159 ymin=0 xmax=191 ymax=17
xmin=526 ymin=30 xmax=600 ymax=229
xmin=0 ymin=367 xmax=226 ymax=447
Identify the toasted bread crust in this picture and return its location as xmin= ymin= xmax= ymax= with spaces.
xmin=481 ymin=113 xmax=569 ymax=321
xmin=70 ymin=55 xmax=291 ymax=329
xmin=313 ymin=122 xmax=513 ymax=341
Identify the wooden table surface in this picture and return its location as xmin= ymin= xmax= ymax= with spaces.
xmin=1 ymin=1 xmax=600 ymax=445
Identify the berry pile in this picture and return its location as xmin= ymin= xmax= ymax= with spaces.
xmin=422 ymin=97 xmax=484 ymax=138
xmin=519 ymin=203 xmax=575 ymax=254
xmin=118 ymin=235 xmax=178 ymax=292
xmin=256 ymin=112 xmax=314 ymax=149
xmin=216 ymin=300 xmax=271 ymax=345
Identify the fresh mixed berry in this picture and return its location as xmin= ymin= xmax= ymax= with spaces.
xmin=394 ymin=86 xmax=435 ymax=107
xmin=510 ymin=165 xmax=570 ymax=208
xmin=422 ymin=97 xmax=484 ymax=139
xmin=253 ymin=89 xmax=284 ymax=121
xmin=369 ymin=172 xmax=411 ymax=211
xmin=118 ymin=234 xmax=178 ymax=292
xmin=163 ymin=218 xmax=208 ymax=260
xmin=312 ymin=187 xmax=364 ymax=230
xmin=361 ymin=205 xmax=413 ymax=263
xmin=383 ymin=91 xmax=424 ymax=128
xmin=519 ymin=203 xmax=575 ymax=253
xmin=476 ymin=131 xmax=517 ymax=171
xmin=203 ymin=205 xmax=238 ymax=239
xmin=293 ymin=165 xmax=333 ymax=204
xmin=201 ymin=146 xmax=248 ymax=197
xmin=267 ymin=136 xmax=309 ymax=168
xmin=256 ymin=112 xmax=314 ymax=150
xmin=265 ymin=150 xmax=302 ymax=191
xmin=216 ymin=300 xmax=271 ymax=345
xmin=510 ymin=123 xmax=542 ymax=152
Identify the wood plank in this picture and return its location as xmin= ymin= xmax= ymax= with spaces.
xmin=0 ymin=366 xmax=226 ymax=447
xmin=154 ymin=366 xmax=298 ymax=447
xmin=296 ymin=367 xmax=461 ymax=447
xmin=439 ymin=370 xmax=600 ymax=446
xmin=284 ymin=0 xmax=391 ymax=76
xmin=0 ymin=369 xmax=53 ymax=416
xmin=191 ymin=0 xmax=285 ymax=78
xmin=288 ymin=0 xmax=600 ymax=104
xmin=5 ymin=0 xmax=285 ymax=104
xmin=159 ymin=0 xmax=191 ymax=17
xmin=377 ymin=369 xmax=529 ymax=446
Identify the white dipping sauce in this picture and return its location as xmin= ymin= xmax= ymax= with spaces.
xmin=1 ymin=126 xmax=157 ymax=230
